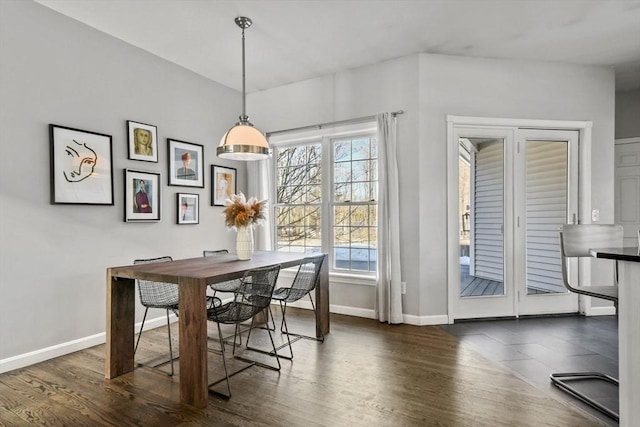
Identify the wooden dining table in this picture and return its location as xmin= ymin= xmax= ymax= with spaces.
xmin=105 ymin=251 xmax=329 ymax=408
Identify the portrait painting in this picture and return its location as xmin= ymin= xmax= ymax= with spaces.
xmin=49 ymin=124 xmax=114 ymax=205
xmin=168 ymin=139 xmax=204 ymax=188
xmin=124 ymin=169 xmax=161 ymax=222
xmin=127 ymin=120 xmax=158 ymax=162
xmin=177 ymin=193 xmax=199 ymax=225
xmin=211 ymin=165 xmax=237 ymax=206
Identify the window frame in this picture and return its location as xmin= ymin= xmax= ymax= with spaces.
xmin=269 ymin=122 xmax=378 ymax=278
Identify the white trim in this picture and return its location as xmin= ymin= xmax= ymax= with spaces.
xmin=583 ymin=302 xmax=617 ymax=317
xmin=1 ymin=304 xmax=451 ymax=373
xmin=403 ymin=314 xmax=450 ymax=326
xmin=447 ymin=115 xmax=594 ymax=320
xmin=447 ymin=115 xmax=593 ymax=130
xmin=0 ymin=314 xmax=177 ymax=374
xmin=615 ymin=137 xmax=640 ymax=145
xmin=283 ymin=300 xmax=447 ymax=325
xmin=278 ymin=269 xmax=376 ymax=287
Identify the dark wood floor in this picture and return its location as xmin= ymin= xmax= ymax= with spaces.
xmin=441 ymin=315 xmax=619 ymax=427
xmin=0 ymin=309 xmax=609 ymax=426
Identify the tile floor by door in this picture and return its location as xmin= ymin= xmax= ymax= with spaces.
xmin=440 ymin=315 xmax=619 ymax=426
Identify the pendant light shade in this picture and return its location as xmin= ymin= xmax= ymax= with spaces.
xmin=217 ymin=16 xmax=271 ymax=161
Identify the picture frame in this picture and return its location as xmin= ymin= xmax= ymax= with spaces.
xmin=211 ymin=165 xmax=237 ymax=206
xmin=168 ymin=139 xmax=204 ymax=187
xmin=49 ymin=124 xmax=114 ymax=205
xmin=127 ymin=120 xmax=158 ymax=162
xmin=124 ymin=169 xmax=161 ymax=222
xmin=177 ymin=193 xmax=199 ymax=224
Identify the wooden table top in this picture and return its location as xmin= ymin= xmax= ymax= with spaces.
xmin=108 ymin=251 xmax=308 ymax=284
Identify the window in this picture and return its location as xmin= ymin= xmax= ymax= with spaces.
xmin=272 ymin=126 xmax=377 ymax=275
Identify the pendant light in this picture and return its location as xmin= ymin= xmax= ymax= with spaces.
xmin=217 ymin=16 xmax=271 ymax=161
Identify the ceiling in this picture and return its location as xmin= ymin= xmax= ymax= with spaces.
xmin=35 ymin=0 xmax=640 ymax=93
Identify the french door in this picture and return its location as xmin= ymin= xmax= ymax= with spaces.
xmin=449 ymin=124 xmax=580 ymax=320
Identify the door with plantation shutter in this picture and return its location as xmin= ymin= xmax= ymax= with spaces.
xmin=451 ymin=125 xmax=579 ymax=320
xmin=516 ymin=129 xmax=579 ymax=315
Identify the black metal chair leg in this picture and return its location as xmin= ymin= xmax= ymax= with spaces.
xmin=165 ymin=309 xmax=174 ymax=377
xmin=550 ymin=372 xmax=619 ymax=422
xmin=134 ymin=307 xmax=149 ymax=355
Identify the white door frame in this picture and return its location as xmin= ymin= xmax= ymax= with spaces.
xmin=446 ymin=115 xmax=594 ymax=323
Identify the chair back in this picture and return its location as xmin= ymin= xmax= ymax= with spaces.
xmin=203 ymin=249 xmax=229 ymax=257
xmin=236 ymin=264 xmax=281 ymax=311
xmin=210 ymin=264 xmax=281 ymax=324
xmin=288 ymin=254 xmax=325 ymax=301
xmin=560 ymin=224 xmax=623 ymax=292
xmin=134 ymin=256 xmax=178 ymax=308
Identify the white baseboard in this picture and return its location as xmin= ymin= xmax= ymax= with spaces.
xmin=402 ymin=314 xmax=450 ymax=325
xmin=1 ymin=305 xmax=452 ymax=374
xmin=0 ymin=314 xmax=177 ymax=374
xmin=283 ymin=301 xmax=448 ymax=325
xmin=583 ymin=305 xmax=617 ymax=317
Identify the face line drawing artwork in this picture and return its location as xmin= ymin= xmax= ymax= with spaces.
xmin=63 ymin=139 xmax=97 ymax=182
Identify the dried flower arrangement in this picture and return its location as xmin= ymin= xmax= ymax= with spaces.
xmin=222 ymin=193 xmax=267 ymax=229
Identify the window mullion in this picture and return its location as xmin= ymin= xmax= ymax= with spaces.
xmin=322 ymin=135 xmax=332 ymax=259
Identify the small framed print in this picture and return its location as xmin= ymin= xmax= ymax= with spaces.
xmin=124 ymin=169 xmax=161 ymax=222
xmin=177 ymin=193 xmax=199 ymax=225
xmin=127 ymin=120 xmax=158 ymax=162
xmin=49 ymin=124 xmax=114 ymax=205
xmin=211 ymin=165 xmax=237 ymax=206
xmin=168 ymin=139 xmax=204 ymax=187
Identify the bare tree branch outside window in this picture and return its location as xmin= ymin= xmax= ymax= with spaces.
xmin=274 ymin=134 xmax=377 ymax=272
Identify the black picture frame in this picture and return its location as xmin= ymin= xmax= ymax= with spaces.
xmin=127 ymin=120 xmax=158 ymax=162
xmin=49 ymin=124 xmax=114 ymax=205
xmin=177 ymin=193 xmax=199 ymax=224
xmin=211 ymin=165 xmax=237 ymax=206
xmin=124 ymin=169 xmax=161 ymax=222
xmin=168 ymin=138 xmax=204 ymax=187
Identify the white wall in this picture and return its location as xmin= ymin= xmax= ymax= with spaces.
xmin=418 ymin=54 xmax=615 ymax=317
xmin=0 ymin=0 xmax=618 ymax=368
xmin=251 ymin=56 xmax=421 ymax=316
xmin=615 ymin=89 xmax=640 ymax=138
xmin=0 ymin=1 xmax=243 ymax=365
xmin=251 ymin=52 xmax=615 ymax=321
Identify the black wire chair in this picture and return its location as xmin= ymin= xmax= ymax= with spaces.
xmin=206 ymin=263 xmax=281 ymax=398
xmin=203 ymin=249 xmax=243 ymax=296
xmin=550 ymin=224 xmax=623 ymax=422
xmin=133 ymin=256 xmax=178 ymax=376
xmin=249 ymin=254 xmax=325 ymax=360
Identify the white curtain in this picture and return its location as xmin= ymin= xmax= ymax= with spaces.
xmin=247 ymin=159 xmax=273 ymax=250
xmin=376 ymin=113 xmax=403 ymax=324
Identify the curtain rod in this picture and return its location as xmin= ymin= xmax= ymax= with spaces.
xmin=266 ymin=110 xmax=404 ymax=137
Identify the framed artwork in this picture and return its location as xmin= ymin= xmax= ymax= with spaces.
xmin=124 ymin=169 xmax=161 ymax=222
xmin=211 ymin=165 xmax=237 ymax=206
xmin=168 ymin=139 xmax=204 ymax=187
xmin=49 ymin=124 xmax=114 ymax=205
xmin=177 ymin=193 xmax=199 ymax=224
xmin=127 ymin=120 xmax=158 ymax=162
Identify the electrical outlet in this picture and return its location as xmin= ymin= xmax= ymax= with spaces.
xmin=592 ymin=209 xmax=600 ymax=222
xmin=401 ymin=281 xmax=406 ymax=294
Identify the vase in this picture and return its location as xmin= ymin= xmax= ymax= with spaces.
xmin=236 ymin=226 xmax=254 ymax=260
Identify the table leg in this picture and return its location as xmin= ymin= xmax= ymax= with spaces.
xmin=178 ymin=278 xmax=208 ymax=408
xmin=315 ymin=256 xmax=330 ymax=338
xmin=105 ymin=272 xmax=135 ymax=379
